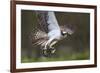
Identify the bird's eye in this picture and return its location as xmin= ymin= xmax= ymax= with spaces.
xmin=61 ymin=31 xmax=67 ymax=36
xmin=63 ymin=31 xmax=67 ymax=34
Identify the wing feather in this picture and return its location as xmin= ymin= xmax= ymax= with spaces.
xmin=35 ymin=11 xmax=49 ymax=33
xmin=30 ymin=29 xmax=48 ymax=46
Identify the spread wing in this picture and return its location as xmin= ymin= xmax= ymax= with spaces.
xmin=30 ymin=11 xmax=49 ymax=46
xmin=30 ymin=11 xmax=61 ymax=46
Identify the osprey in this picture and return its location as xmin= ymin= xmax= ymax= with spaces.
xmin=31 ymin=11 xmax=74 ymax=56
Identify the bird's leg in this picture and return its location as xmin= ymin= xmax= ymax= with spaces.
xmin=44 ymin=38 xmax=57 ymax=55
xmin=44 ymin=38 xmax=54 ymax=49
xmin=49 ymin=41 xmax=57 ymax=54
xmin=49 ymin=41 xmax=57 ymax=48
xmin=42 ymin=38 xmax=54 ymax=55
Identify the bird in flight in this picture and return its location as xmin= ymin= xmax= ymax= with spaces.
xmin=31 ymin=11 xmax=74 ymax=56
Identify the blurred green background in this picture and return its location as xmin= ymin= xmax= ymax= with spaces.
xmin=21 ymin=10 xmax=90 ymax=63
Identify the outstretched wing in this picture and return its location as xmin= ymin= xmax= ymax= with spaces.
xmin=29 ymin=11 xmax=49 ymax=46
xmin=30 ymin=11 xmax=62 ymax=46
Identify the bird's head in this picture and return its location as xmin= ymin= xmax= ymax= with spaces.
xmin=60 ymin=24 xmax=75 ymax=37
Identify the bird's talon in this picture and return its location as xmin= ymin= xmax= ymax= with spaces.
xmin=51 ymin=48 xmax=56 ymax=54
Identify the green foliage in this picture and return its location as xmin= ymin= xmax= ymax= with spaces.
xmin=21 ymin=49 xmax=89 ymax=63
